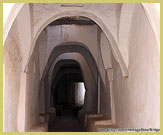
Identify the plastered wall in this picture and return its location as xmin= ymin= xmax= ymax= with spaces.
xmin=111 ymin=4 xmax=160 ymax=128
xmin=3 ymin=4 xmax=32 ymax=131
xmin=3 ymin=20 xmax=22 ymax=132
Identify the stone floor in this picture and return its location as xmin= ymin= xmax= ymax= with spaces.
xmin=48 ymin=116 xmax=84 ymax=132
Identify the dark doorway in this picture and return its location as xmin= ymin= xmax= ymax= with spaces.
xmin=48 ymin=61 xmax=85 ymax=132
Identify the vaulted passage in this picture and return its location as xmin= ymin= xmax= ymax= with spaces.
xmin=31 ymin=17 xmax=106 ymax=131
xmin=48 ymin=60 xmax=85 ymax=132
xmin=3 ymin=3 xmax=160 ymax=132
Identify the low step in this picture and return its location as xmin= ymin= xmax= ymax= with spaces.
xmin=87 ymin=117 xmax=118 ymax=132
xmin=28 ymin=122 xmax=48 ymax=132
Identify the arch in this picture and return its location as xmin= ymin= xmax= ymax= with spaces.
xmin=4 ymin=3 xmax=160 ymax=79
xmin=39 ymin=42 xmax=112 ymax=115
xmin=50 ymin=60 xmax=86 ymax=94
xmin=39 ymin=45 xmax=102 ymax=116
xmin=49 ymin=59 xmax=90 ymax=111
xmin=23 ymin=3 xmax=129 ymax=77
xmin=48 ymin=54 xmax=96 ymax=93
xmin=41 ymin=42 xmax=99 ymax=84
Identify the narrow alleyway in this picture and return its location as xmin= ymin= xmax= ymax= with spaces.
xmin=3 ymin=3 xmax=160 ymax=132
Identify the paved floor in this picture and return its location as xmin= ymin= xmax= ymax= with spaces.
xmin=48 ymin=116 xmax=84 ymax=132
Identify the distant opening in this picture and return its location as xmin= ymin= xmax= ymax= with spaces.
xmin=74 ymin=82 xmax=86 ymax=106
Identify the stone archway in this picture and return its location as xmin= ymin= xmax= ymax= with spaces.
xmin=36 ymin=43 xmax=111 ymax=131
xmin=3 ymin=3 xmax=160 ymax=132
